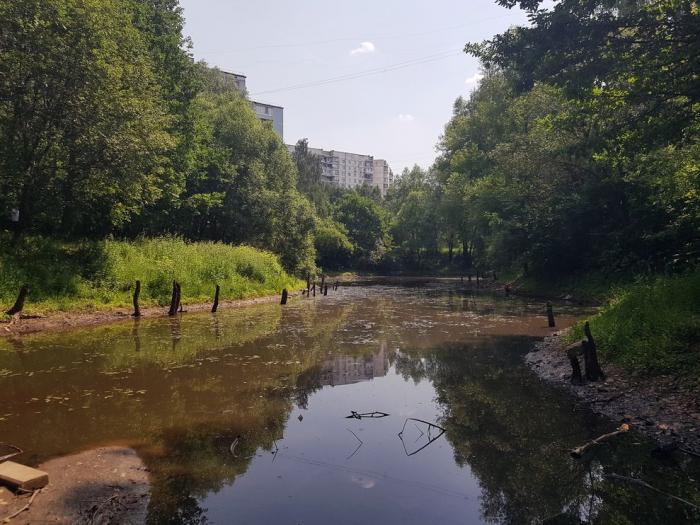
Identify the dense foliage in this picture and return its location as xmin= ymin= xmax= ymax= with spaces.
xmin=379 ymin=0 xmax=700 ymax=279
xmin=0 ymin=0 xmax=315 ymax=272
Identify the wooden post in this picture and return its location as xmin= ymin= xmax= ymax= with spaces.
xmin=212 ymin=284 xmax=220 ymax=313
xmin=6 ymin=285 xmax=28 ymax=316
xmin=132 ymin=280 xmax=141 ymax=317
xmin=468 ymin=275 xmax=472 ymax=284
xmin=321 ymin=274 xmax=326 ymax=292
xmin=566 ymin=341 xmax=585 ymax=385
xmin=168 ymin=281 xmax=179 ymax=316
xmin=334 ymin=281 xmax=338 ymax=291
xmin=323 ymin=285 xmax=328 ymax=296
xmin=306 ymin=272 xmax=311 ymax=293
xmin=546 ymin=302 xmax=556 ymax=327
xmin=177 ymin=282 xmax=183 ymax=312
xmin=280 ymin=288 xmax=288 ymax=305
xmin=312 ymin=283 xmax=316 ymax=297
xmin=460 ymin=275 xmax=464 ymax=284
xmin=583 ymin=322 xmax=605 ymax=381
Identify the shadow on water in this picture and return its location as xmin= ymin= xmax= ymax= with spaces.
xmin=0 ymin=284 xmax=698 ymax=524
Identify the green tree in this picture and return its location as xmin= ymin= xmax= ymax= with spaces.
xmin=0 ymin=0 xmax=174 ymax=237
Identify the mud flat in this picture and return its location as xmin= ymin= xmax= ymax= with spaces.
xmin=526 ymin=334 xmax=700 ymax=454
xmin=0 ymin=447 xmax=149 ymax=524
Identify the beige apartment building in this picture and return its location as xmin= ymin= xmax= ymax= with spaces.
xmin=287 ymin=144 xmax=394 ymax=196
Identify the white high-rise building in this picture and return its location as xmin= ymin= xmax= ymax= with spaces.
xmin=220 ymin=70 xmax=284 ymax=138
xmin=287 ymin=144 xmax=394 ymax=196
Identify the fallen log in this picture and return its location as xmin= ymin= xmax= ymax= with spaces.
xmin=570 ymin=424 xmax=630 ymax=458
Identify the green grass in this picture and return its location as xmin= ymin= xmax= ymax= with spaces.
xmin=567 ymin=272 xmax=700 ymax=377
xmin=0 ymin=236 xmax=302 ymax=313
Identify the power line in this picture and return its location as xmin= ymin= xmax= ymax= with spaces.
xmin=196 ymin=14 xmax=519 ymax=55
xmin=249 ymin=49 xmax=463 ymax=96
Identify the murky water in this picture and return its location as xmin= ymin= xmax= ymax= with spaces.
xmin=1 ymin=283 xmax=699 ymax=524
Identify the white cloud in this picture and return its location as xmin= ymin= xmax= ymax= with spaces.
xmin=465 ymin=72 xmax=484 ymax=86
xmin=350 ymin=41 xmax=376 ymax=55
xmin=398 ymin=113 xmax=415 ymax=122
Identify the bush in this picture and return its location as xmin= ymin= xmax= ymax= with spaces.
xmin=0 ymin=235 xmax=301 ymax=312
xmin=568 ymin=272 xmax=700 ymax=376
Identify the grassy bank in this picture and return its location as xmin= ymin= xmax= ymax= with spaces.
xmin=567 ymin=272 xmax=700 ymax=377
xmin=0 ymin=236 xmax=302 ymax=314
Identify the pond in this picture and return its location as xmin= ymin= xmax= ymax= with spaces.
xmin=1 ymin=283 xmax=699 ymax=524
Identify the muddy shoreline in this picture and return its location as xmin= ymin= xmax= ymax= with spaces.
xmin=1 ymin=290 xmax=303 ymax=338
xmin=526 ymin=333 xmax=700 ymax=454
xmin=0 ymin=447 xmax=149 ymax=524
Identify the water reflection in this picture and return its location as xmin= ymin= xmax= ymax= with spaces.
xmin=0 ymin=285 xmax=698 ymax=524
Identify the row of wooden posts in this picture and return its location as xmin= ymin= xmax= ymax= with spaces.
xmin=2 ymin=277 xmax=339 ymax=318
xmin=459 ymin=271 xmax=498 ymax=287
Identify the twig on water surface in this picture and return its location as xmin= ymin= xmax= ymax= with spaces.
xmin=605 ymin=473 xmax=700 ymax=511
xmin=345 ymin=411 xmax=389 ymax=420
xmin=345 ymin=428 xmax=364 ymax=460
xmin=570 ymin=424 xmax=629 ymax=458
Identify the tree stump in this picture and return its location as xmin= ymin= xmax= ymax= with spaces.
xmin=546 ymin=302 xmax=556 ymax=327
xmin=168 ymin=281 xmax=180 ymax=316
xmin=6 ymin=285 xmax=28 ymax=316
xmin=566 ymin=341 xmax=585 ymax=385
xmin=583 ymin=322 xmax=605 ymax=381
xmin=212 ymin=284 xmax=220 ymax=313
xmin=132 ymin=281 xmax=141 ymax=317
xmin=280 ymin=289 xmax=288 ymax=305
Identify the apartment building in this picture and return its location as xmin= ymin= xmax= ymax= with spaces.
xmin=220 ymin=70 xmax=284 ymax=138
xmin=287 ymin=144 xmax=394 ymax=196
xmin=373 ymin=159 xmax=394 ymax=196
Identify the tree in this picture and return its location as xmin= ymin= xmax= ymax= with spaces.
xmin=314 ymin=218 xmax=354 ymax=269
xmin=333 ymin=192 xmax=390 ymax=265
xmin=0 ymin=0 xmax=174 ymax=237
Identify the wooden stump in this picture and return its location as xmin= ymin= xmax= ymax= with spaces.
xmin=546 ymin=302 xmax=556 ymax=327
xmin=6 ymin=285 xmax=28 ymax=316
xmin=168 ymin=281 xmax=180 ymax=316
xmin=132 ymin=280 xmax=141 ymax=317
xmin=280 ymin=288 xmax=288 ymax=305
xmin=583 ymin=322 xmax=605 ymax=381
xmin=212 ymin=284 xmax=220 ymax=313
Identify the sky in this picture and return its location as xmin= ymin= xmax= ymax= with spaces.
xmin=179 ymin=0 xmax=532 ymax=174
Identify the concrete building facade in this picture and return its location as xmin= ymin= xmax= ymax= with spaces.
xmin=220 ymin=70 xmax=284 ymax=139
xmin=287 ymin=144 xmax=394 ymax=196
xmin=372 ymin=159 xmax=394 ymax=196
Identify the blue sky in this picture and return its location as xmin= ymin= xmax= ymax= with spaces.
xmin=179 ymin=0 xmax=531 ymax=173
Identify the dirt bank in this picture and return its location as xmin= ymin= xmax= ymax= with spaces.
xmin=1 ymin=290 xmax=302 ymax=338
xmin=0 ymin=446 xmax=149 ymax=524
xmin=526 ymin=334 xmax=700 ymax=454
